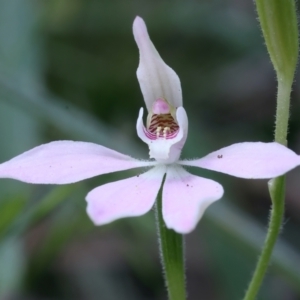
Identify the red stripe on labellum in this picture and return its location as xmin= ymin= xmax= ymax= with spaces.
xmin=145 ymin=113 xmax=179 ymax=140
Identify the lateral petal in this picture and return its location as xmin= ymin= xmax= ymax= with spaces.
xmin=86 ymin=165 xmax=166 ymax=225
xmin=133 ymin=16 xmax=182 ymax=110
xmin=163 ymin=165 xmax=223 ymax=234
xmin=0 ymin=141 xmax=154 ymax=184
xmin=180 ymin=142 xmax=300 ymax=179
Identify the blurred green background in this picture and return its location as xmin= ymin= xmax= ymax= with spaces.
xmin=0 ymin=0 xmax=300 ymax=299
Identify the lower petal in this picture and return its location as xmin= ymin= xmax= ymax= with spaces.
xmin=86 ymin=165 xmax=166 ymax=226
xmin=180 ymin=142 xmax=300 ymax=179
xmin=162 ymin=166 xmax=223 ymax=234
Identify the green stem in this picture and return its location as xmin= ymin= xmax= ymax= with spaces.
xmin=155 ymin=181 xmax=186 ymax=300
xmin=274 ymin=78 xmax=293 ymax=145
xmin=243 ymin=177 xmax=285 ymax=300
xmin=243 ymin=77 xmax=292 ymax=300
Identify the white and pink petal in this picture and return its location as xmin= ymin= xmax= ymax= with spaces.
xmin=0 ymin=141 xmax=155 ymax=184
xmin=86 ymin=165 xmax=166 ymax=226
xmin=133 ymin=16 xmax=182 ymax=110
xmin=162 ymin=165 xmax=223 ymax=234
xmin=180 ymin=142 xmax=300 ymax=179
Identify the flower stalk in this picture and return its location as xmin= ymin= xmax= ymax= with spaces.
xmin=275 ymin=78 xmax=294 ymax=146
xmin=244 ymin=0 xmax=298 ymax=299
xmin=155 ymin=179 xmax=186 ymax=300
xmin=243 ymin=176 xmax=285 ymax=300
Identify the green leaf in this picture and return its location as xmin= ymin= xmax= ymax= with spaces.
xmin=0 ymin=195 xmax=27 ymax=236
xmin=0 ymin=237 xmax=26 ymax=297
xmin=255 ymin=0 xmax=298 ymax=80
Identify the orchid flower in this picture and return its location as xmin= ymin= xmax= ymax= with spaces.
xmin=0 ymin=17 xmax=300 ymax=234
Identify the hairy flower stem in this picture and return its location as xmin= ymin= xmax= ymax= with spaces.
xmin=243 ymin=176 xmax=285 ymax=300
xmin=275 ymin=79 xmax=293 ymax=145
xmin=155 ymin=181 xmax=186 ymax=300
xmin=243 ymin=0 xmax=299 ymax=296
xmin=243 ymin=79 xmax=292 ymax=300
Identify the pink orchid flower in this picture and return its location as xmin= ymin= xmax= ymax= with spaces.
xmin=0 ymin=17 xmax=300 ymax=234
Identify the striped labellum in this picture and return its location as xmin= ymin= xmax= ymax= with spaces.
xmin=146 ymin=98 xmax=179 ymax=140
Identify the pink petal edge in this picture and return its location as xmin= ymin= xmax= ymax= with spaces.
xmin=0 ymin=141 xmax=155 ymax=184
xmin=162 ymin=165 xmax=223 ymax=234
xmin=86 ymin=165 xmax=166 ymax=225
xmin=180 ymin=142 xmax=300 ymax=179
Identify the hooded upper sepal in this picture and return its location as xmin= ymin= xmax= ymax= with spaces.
xmin=133 ymin=16 xmax=182 ymax=111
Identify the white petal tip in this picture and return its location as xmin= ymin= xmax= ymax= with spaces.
xmin=134 ymin=16 xmax=144 ymax=24
xmin=133 ymin=16 xmax=147 ymax=36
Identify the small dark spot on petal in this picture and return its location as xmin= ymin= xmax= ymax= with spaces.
xmin=217 ymin=154 xmax=223 ymax=159
xmin=186 ymin=184 xmax=189 ymax=187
